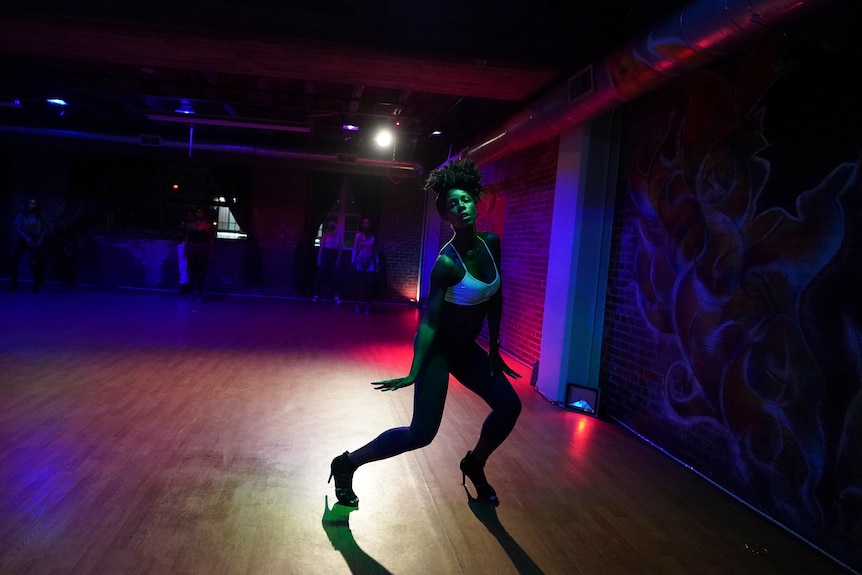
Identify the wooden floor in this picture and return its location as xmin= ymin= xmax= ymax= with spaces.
xmin=0 ymin=285 xmax=850 ymax=575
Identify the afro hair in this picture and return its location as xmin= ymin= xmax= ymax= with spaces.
xmin=424 ymin=158 xmax=485 ymax=216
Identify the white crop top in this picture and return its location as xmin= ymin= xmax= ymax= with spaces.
xmin=444 ymin=237 xmax=500 ymax=306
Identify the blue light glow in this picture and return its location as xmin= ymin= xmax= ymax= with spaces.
xmin=175 ymin=99 xmax=195 ymax=115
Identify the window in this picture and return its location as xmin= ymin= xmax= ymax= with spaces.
xmin=67 ymin=155 xmax=250 ymax=239
xmin=314 ymin=186 xmax=362 ymax=258
xmin=213 ymin=196 xmax=247 ymax=239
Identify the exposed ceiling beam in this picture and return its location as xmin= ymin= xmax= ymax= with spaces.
xmin=0 ymin=15 xmax=559 ymax=102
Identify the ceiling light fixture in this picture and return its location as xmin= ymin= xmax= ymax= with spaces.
xmin=174 ymin=99 xmax=195 ymax=115
xmin=374 ymin=129 xmax=393 ymax=147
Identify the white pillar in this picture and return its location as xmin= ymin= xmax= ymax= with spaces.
xmin=537 ymin=114 xmax=619 ymax=406
xmin=418 ymin=186 xmax=442 ymax=304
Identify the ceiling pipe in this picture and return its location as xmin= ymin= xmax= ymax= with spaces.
xmin=462 ymin=0 xmax=834 ymax=166
xmin=0 ymin=126 xmax=421 ymax=173
xmin=146 ymin=113 xmax=312 ymax=133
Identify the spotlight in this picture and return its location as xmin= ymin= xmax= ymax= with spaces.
xmin=46 ymin=98 xmax=67 ymax=106
xmin=342 ymin=124 xmax=360 ymax=131
xmin=375 ymin=129 xmax=393 ymax=147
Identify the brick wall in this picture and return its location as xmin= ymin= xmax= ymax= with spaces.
xmin=242 ymin=167 xmax=425 ymax=302
xmin=245 ymin=166 xmax=309 ymax=296
xmin=376 ymin=176 xmax=426 ymax=303
xmin=599 ymin=8 xmax=861 ymax=569
xmin=480 ymin=139 xmax=559 ymax=366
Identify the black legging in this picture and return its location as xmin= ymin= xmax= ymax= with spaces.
xmin=186 ymin=242 xmax=211 ymax=295
xmin=10 ymin=238 xmax=47 ymax=290
xmin=354 ymin=269 xmax=374 ymax=306
xmin=353 ymin=341 xmax=522 ymax=466
xmin=314 ymin=248 xmax=341 ymax=297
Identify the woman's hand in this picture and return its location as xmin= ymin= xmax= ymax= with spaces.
xmin=490 ymin=350 xmax=522 ymax=379
xmin=372 ymin=375 xmax=415 ymax=392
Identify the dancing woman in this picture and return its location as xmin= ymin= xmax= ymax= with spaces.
xmin=329 ymin=158 xmax=522 ymax=507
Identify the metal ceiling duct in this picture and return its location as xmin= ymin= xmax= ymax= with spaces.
xmin=463 ymin=0 xmax=834 ymax=166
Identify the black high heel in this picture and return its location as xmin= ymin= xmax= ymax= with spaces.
xmin=460 ymin=451 xmax=499 ymax=506
xmin=329 ymin=451 xmax=359 ymax=507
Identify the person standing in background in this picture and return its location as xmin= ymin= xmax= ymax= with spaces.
xmin=9 ymin=197 xmax=47 ymax=292
xmin=351 ymin=217 xmax=378 ymax=314
xmin=177 ymin=210 xmax=195 ymax=295
xmin=184 ymin=207 xmax=214 ymax=302
xmin=313 ymin=219 xmax=343 ymax=303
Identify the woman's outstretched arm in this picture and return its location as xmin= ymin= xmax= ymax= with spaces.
xmin=372 ymin=255 xmax=453 ymax=391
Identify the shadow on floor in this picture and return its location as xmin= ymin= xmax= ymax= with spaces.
xmin=322 ymin=497 xmax=394 ymax=575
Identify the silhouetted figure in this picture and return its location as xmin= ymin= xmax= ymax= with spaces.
xmin=178 ymin=210 xmax=195 ymax=294
xmin=9 ymin=198 xmax=47 ymax=292
xmin=351 ymin=217 xmax=378 ymax=314
xmin=184 ymin=207 xmax=214 ymax=301
xmin=313 ymin=219 xmax=343 ymax=303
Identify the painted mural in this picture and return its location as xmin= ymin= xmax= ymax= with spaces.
xmin=622 ymin=28 xmax=861 ymax=568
